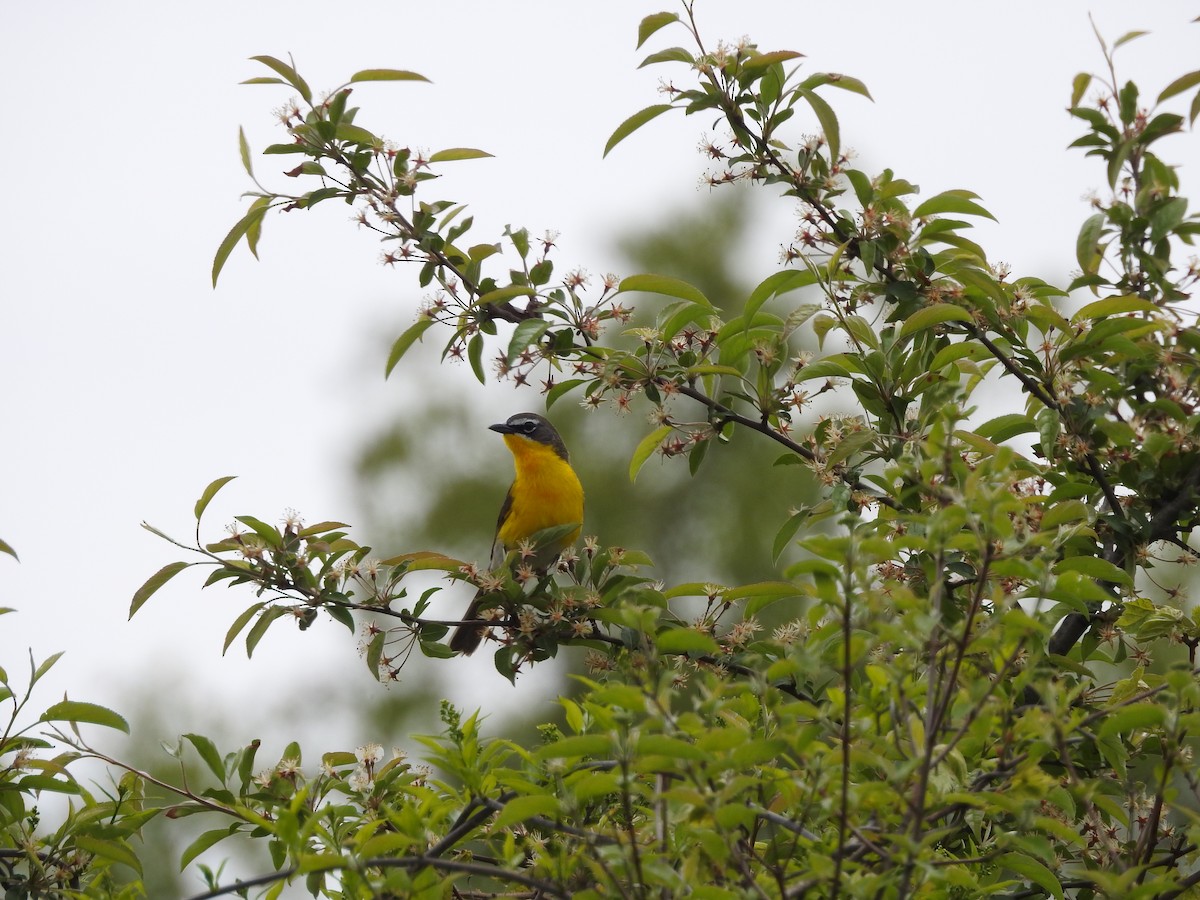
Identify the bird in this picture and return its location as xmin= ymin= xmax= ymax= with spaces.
xmin=449 ymin=412 xmax=585 ymax=655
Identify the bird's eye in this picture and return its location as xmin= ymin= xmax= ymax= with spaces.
xmin=519 ymin=420 xmax=536 ymax=434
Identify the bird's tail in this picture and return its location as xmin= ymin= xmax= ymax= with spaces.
xmin=449 ymin=592 xmax=487 ymax=655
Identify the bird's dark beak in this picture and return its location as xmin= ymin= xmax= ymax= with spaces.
xmin=489 ymin=422 xmax=514 ymax=434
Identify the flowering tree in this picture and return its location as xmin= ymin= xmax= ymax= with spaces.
xmin=6 ymin=5 xmax=1200 ymax=897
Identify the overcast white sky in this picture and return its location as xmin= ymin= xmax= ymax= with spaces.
xmin=2 ymin=0 xmax=1197 ymax=789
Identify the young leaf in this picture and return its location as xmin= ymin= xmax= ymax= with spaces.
xmin=995 ymin=853 xmax=1063 ymax=900
xmin=32 ymin=651 xmax=65 ymax=684
xmin=195 ymin=476 xmax=238 ymax=522
xmin=475 ymin=284 xmax=536 ymax=307
xmin=249 ymin=55 xmax=312 ymax=103
xmin=629 ymin=425 xmax=673 ymax=482
xmin=180 ymin=826 xmax=239 ymax=871
xmin=224 ymin=602 xmax=267 ymax=655
xmin=974 ymin=414 xmax=1037 ymax=444
xmin=897 ymin=303 xmax=973 ymax=339
xmin=237 ymin=126 xmax=253 ymax=178
xmin=1158 ymin=69 xmax=1200 ymax=103
xmin=130 ymin=562 xmax=191 ymax=618
xmin=619 ymin=273 xmax=712 ymax=308
xmin=429 ymin=147 xmax=494 ymax=163
xmin=507 ymin=318 xmax=551 ymax=363
xmin=234 ymin=516 xmax=283 ymax=547
xmin=1097 ymin=702 xmax=1166 ymax=739
xmin=1112 ymin=30 xmax=1148 ymax=50
xmin=656 ymin=628 xmax=720 ymax=654
xmin=799 ymin=88 xmax=839 ymax=163
xmin=184 ymin=733 xmax=228 ymax=783
xmin=912 ymin=190 xmax=997 ymax=221
xmin=1054 ymin=556 xmax=1132 ymax=586
xmin=1075 ymin=212 xmax=1106 ymax=276
xmin=41 ymin=701 xmax=130 ymax=734
xmin=744 ymin=50 xmax=804 ymax=71
xmin=349 ymin=68 xmax=430 ymax=83
xmin=493 ymin=795 xmax=561 ymax=829
xmin=385 ymin=318 xmax=434 ymax=378
xmin=245 ymin=605 xmax=290 ymax=658
xmin=636 ymin=11 xmax=679 ymax=49
xmin=604 ymin=104 xmax=673 ymax=157
xmin=73 ymin=836 xmax=142 ymax=876
xmin=212 ymin=204 xmax=269 ymax=287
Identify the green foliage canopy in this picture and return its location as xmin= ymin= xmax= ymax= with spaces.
xmin=7 ymin=5 xmax=1200 ymax=898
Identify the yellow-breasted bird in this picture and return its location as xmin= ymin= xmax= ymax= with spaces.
xmin=449 ymin=412 xmax=585 ymax=655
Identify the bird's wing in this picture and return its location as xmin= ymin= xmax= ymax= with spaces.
xmin=489 ymin=484 xmax=515 ymax=569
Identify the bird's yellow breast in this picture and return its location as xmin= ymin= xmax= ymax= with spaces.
xmin=497 ymin=434 xmax=584 ymax=553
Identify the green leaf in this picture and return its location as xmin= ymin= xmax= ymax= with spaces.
xmin=180 ymin=826 xmax=239 ymax=871
xmin=1041 ymin=500 xmax=1090 ymax=530
xmin=234 ymin=515 xmax=282 ymax=547
xmin=184 ymin=734 xmax=227 ymax=783
xmin=237 ymin=126 xmax=253 ymax=177
xmin=996 ymin=853 xmax=1063 ymax=900
xmin=800 ymin=87 xmax=839 ymax=163
xmin=975 ymin=414 xmax=1037 ymax=443
xmin=0 ymin=537 xmax=17 ymax=561
xmin=429 ymin=147 xmax=493 ymax=163
xmin=195 ymin=476 xmax=237 ymax=522
xmin=494 ymin=794 xmax=561 ymax=828
xmin=1158 ymin=69 xmax=1200 ymax=103
xmin=800 ymin=72 xmax=873 ymax=100
xmin=629 ymin=425 xmax=672 ymax=482
xmin=772 ymin=511 xmax=807 ymax=564
xmin=349 ymin=68 xmax=429 ymax=83
xmin=535 ymin=734 xmax=613 ymax=761
xmin=41 ymin=701 xmax=130 ymax=734
xmin=744 ymin=50 xmax=805 ymax=71
xmin=1075 ymin=212 xmax=1106 ymax=276
xmin=637 ymin=734 xmax=709 ymax=761
xmin=604 ymin=104 xmax=673 ymax=157
xmin=245 ymin=605 xmax=290 ymax=658
xmin=744 ymin=270 xmax=817 ymax=324
xmin=619 ymin=273 xmax=712 ymax=308
xmin=636 ymin=11 xmax=679 ymax=49
xmin=464 ymin=332 xmax=485 ymax=384
xmin=224 ymin=602 xmax=267 ymax=655
xmin=656 ymin=628 xmax=720 ymax=655
xmin=546 ymin=378 xmax=588 ymax=408
xmin=725 ymin=581 xmax=802 ymax=615
xmin=913 ymin=190 xmax=997 ymax=221
xmin=130 ymin=562 xmax=191 ymax=619
xmin=1071 ymin=73 xmax=1092 ymax=108
xmin=1072 ymin=295 xmax=1159 ymax=322
xmin=639 ymin=47 xmax=696 ymax=68
xmin=1113 ymin=30 xmax=1148 ymax=49
xmin=249 ymin=55 xmax=312 ymax=103
xmin=32 ymin=651 xmax=64 ymax=685
xmin=385 ymin=318 xmax=434 ymax=378
xmin=897 ymin=303 xmax=973 ymax=339
xmin=1054 ymin=556 xmax=1132 ymax=587
xmin=475 ymin=284 xmax=536 ymax=306
xmin=17 ymin=774 xmax=80 ymax=795
xmin=1149 ymin=197 xmax=1188 ymax=243
xmin=1097 ymin=702 xmax=1166 ymax=739
xmin=212 ymin=203 xmax=270 ymax=287
xmin=507 ymin=319 xmax=551 ymax=363
xmin=74 ymin=836 xmax=142 ymax=876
